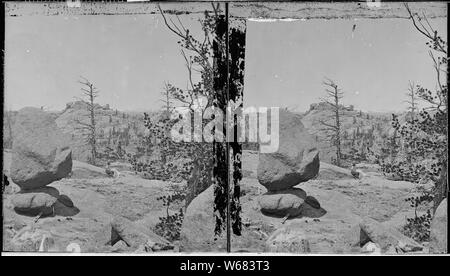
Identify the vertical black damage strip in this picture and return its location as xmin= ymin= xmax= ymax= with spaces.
xmin=212 ymin=3 xmax=245 ymax=251
xmin=225 ymin=3 xmax=231 ymax=253
xmin=228 ymin=16 xmax=245 ymax=239
xmin=212 ymin=5 xmax=229 ymax=242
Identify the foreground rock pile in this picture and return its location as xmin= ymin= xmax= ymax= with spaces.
xmin=179 ymin=110 xmax=441 ymax=254
xmin=109 ymin=216 xmax=174 ymax=253
xmin=257 ymin=110 xmax=321 ymax=220
xmin=9 ymin=107 xmax=75 ymax=218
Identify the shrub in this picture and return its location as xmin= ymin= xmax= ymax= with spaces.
xmin=154 ymin=184 xmax=186 ymax=242
xmin=403 ymin=192 xmax=433 ymax=242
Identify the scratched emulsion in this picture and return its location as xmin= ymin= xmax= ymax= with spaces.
xmin=6 ymin=2 xmax=447 ymax=19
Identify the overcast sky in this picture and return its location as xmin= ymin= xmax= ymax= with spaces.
xmin=4 ymin=12 xmax=447 ymax=113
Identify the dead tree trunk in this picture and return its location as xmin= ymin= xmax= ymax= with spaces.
xmin=318 ymin=77 xmax=344 ymax=167
xmin=406 ymin=81 xmax=418 ymax=120
xmin=75 ymin=77 xmax=99 ymax=165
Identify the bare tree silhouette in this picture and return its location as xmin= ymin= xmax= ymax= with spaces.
xmin=74 ymin=76 xmax=99 ymax=165
xmin=318 ymin=77 xmax=346 ymax=167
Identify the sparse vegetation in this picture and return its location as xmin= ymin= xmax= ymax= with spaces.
xmin=403 ymin=194 xmax=433 ymax=242
xmin=154 ymin=184 xmax=186 ymax=242
xmin=375 ymin=4 xmax=448 ymax=242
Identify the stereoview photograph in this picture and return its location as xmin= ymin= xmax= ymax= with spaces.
xmin=2 ymin=1 xmax=448 ymax=255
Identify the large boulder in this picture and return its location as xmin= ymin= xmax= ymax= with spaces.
xmin=179 ymin=186 xmax=221 ymax=252
xmin=180 ymin=185 xmax=267 ymax=252
xmin=11 ymin=191 xmax=58 ymax=216
xmin=359 ymin=217 xmax=423 ymax=253
xmin=11 ymin=107 xmax=72 ymax=190
xmin=257 ymin=110 xmax=319 ymax=191
xmin=429 ymin=198 xmax=447 ymax=253
xmin=258 ymin=188 xmax=306 ymax=217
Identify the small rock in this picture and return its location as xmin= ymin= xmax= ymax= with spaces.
xmin=361 ymin=241 xmax=381 ymax=254
xmin=110 ymin=240 xmax=129 ymax=253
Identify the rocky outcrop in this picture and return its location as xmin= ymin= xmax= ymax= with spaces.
xmin=265 ymin=219 xmax=360 ymax=253
xmin=110 ymin=216 xmax=173 ymax=252
xmin=257 ymin=110 xmax=319 ymax=191
xmin=429 ymin=198 xmax=447 ymax=253
xmin=181 ymin=178 xmax=363 ymax=253
xmin=359 ymin=217 xmax=423 ymax=253
xmin=10 ymin=107 xmax=72 ymax=190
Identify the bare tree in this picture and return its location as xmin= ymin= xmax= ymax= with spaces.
xmin=318 ymin=77 xmax=345 ymax=167
xmin=160 ymin=81 xmax=175 ymax=118
xmin=405 ymin=81 xmax=419 ymax=120
xmin=74 ymin=76 xmax=99 ymax=165
xmin=158 ymin=4 xmax=217 ymax=113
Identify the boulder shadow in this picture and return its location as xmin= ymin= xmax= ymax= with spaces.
xmin=14 ymin=209 xmax=47 ymax=217
xmin=54 ymin=201 xmax=80 ymax=217
xmin=260 ymin=206 xmax=327 ymax=220
xmin=296 ymin=204 xmax=327 ymax=219
xmin=19 ymin=186 xmax=60 ymax=198
xmin=264 ymin=187 xmax=307 ymax=198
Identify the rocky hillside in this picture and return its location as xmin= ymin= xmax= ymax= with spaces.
xmin=300 ymin=102 xmax=397 ymax=165
xmin=54 ymin=101 xmax=151 ymax=163
xmin=3 ymin=108 xmax=446 ymax=254
xmin=4 ymin=102 xmax=160 ymax=163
